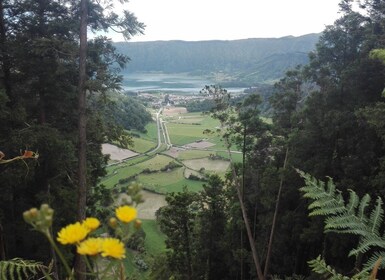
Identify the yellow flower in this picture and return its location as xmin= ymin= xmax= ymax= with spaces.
xmin=101 ymin=238 xmax=126 ymax=259
xmin=115 ymin=205 xmax=137 ymax=223
xmin=57 ymin=222 xmax=90 ymax=245
xmin=82 ymin=217 xmax=100 ymax=231
xmin=77 ymin=238 xmax=103 ymax=256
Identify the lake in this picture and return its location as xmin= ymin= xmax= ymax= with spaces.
xmin=121 ymin=72 xmax=245 ymax=94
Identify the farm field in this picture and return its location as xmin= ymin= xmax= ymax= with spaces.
xmin=100 ymin=106 xmax=245 ymax=277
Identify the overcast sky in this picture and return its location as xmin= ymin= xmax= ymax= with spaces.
xmin=109 ymin=0 xmax=342 ymax=42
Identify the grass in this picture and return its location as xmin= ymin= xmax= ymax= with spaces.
xmin=216 ymin=150 xmax=243 ymax=163
xmin=177 ymin=150 xmax=214 ymax=160
xmin=100 ymin=164 xmax=143 ymax=188
xmin=137 ymin=168 xmax=185 ymax=189
xmin=135 ymin=154 xmax=174 ymax=171
xmin=134 ymin=122 xmax=158 ymax=142
xmin=166 ymin=113 xmax=223 ymax=146
xmin=165 ymin=179 xmax=204 ymax=193
xmin=137 ymin=167 xmax=204 ymax=193
xmin=182 ymin=158 xmax=230 ymax=174
xmin=141 ymin=219 xmax=166 ymax=255
xmin=131 ymin=137 xmax=156 ymax=153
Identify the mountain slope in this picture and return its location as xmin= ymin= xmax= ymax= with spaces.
xmin=114 ymin=33 xmax=320 ymax=84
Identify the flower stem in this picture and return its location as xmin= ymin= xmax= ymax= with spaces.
xmin=46 ymin=235 xmax=74 ymax=279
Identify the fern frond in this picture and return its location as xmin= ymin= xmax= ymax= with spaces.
xmin=308 ymin=255 xmax=350 ymax=280
xmin=364 ymin=252 xmax=385 ymax=272
xmin=324 ymin=215 xmax=366 ymax=232
xmin=358 ymin=194 xmax=371 ymax=221
xmin=349 ymin=236 xmax=385 ymax=256
xmin=298 ymin=170 xmax=385 ymax=271
xmin=368 ymin=197 xmax=384 ymax=235
xmin=299 ymin=171 xmax=346 ymax=217
xmin=0 ymin=258 xmax=47 ymax=280
xmin=308 ymin=255 xmax=371 ymax=280
xmin=346 ymin=190 xmax=360 ymax=214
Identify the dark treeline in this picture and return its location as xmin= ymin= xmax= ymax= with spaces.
xmin=153 ymin=0 xmax=385 ymax=279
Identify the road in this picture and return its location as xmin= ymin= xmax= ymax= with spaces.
xmin=148 ymin=106 xmax=172 ymax=154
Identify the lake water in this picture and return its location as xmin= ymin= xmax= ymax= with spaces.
xmin=121 ymin=72 xmax=244 ymax=94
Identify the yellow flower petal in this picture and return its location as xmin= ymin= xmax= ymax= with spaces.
xmin=82 ymin=217 xmax=100 ymax=231
xmin=101 ymin=238 xmax=126 ymax=259
xmin=57 ymin=222 xmax=90 ymax=245
xmin=77 ymin=238 xmax=103 ymax=256
xmin=115 ymin=205 xmax=137 ymax=223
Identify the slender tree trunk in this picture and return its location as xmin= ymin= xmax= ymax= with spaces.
xmin=75 ymin=0 xmax=88 ymax=279
xmin=0 ymin=223 xmax=5 ymax=260
xmin=226 ymin=142 xmax=265 ymax=280
xmin=0 ymin=0 xmax=13 ymax=105
xmin=263 ymin=146 xmax=289 ymax=278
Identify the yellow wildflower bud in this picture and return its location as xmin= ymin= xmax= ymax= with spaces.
xmin=109 ymin=217 xmax=118 ymax=229
xmin=29 ymin=208 xmax=38 ymax=218
xmin=134 ymin=219 xmax=142 ymax=230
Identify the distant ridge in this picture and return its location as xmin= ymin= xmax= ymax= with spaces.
xmin=114 ymin=33 xmax=320 ymax=84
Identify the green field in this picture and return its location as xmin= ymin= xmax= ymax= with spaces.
xmin=141 ymin=219 xmax=166 ymax=254
xmin=177 ymin=150 xmax=213 ymax=160
xmin=135 ymin=154 xmax=174 ymax=171
xmin=131 ymin=137 xmax=156 ymax=153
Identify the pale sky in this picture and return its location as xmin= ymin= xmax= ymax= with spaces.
xmin=109 ymin=0 xmax=342 ymax=42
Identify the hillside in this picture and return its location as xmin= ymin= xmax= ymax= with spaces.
xmin=114 ymin=33 xmax=320 ymax=85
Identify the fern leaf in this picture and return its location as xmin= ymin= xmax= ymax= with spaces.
xmin=308 ymin=255 xmax=350 ymax=280
xmin=369 ymin=197 xmax=384 ymax=235
xmin=324 ymin=215 xmax=365 ymax=232
xmin=358 ymin=194 xmax=371 ymax=221
xmin=298 ymin=170 xmax=385 ymax=272
xmin=0 ymin=258 xmax=47 ymax=280
xmin=9 ymin=261 xmax=15 ymax=280
xmin=349 ymin=237 xmax=385 ymax=256
xmin=346 ymin=190 xmax=360 ymax=214
xmin=364 ymin=252 xmax=385 ymax=272
xmin=0 ymin=261 xmax=8 ymax=280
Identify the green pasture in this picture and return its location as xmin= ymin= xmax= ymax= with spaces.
xmin=166 ymin=123 xmax=206 ymax=145
xmin=137 ymin=167 xmax=185 ymax=189
xmin=141 ymin=219 xmax=166 ymax=254
xmin=134 ymin=122 xmax=158 ymax=142
xmin=137 ymin=167 xmax=203 ymax=193
xmin=100 ymin=164 xmax=143 ymax=188
xmin=131 ymin=137 xmax=156 ymax=153
xmin=176 ymin=150 xmax=214 ymax=160
xmin=216 ymin=151 xmax=243 ymax=163
xmin=123 ymin=219 xmax=167 ymax=279
xmin=135 ymin=154 xmax=174 ymax=171
xmin=165 ymin=179 xmax=204 ymax=193
xmin=183 ymin=158 xmax=230 ymax=175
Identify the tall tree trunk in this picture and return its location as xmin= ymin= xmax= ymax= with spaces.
xmin=75 ymin=0 xmax=88 ymax=279
xmin=263 ymin=146 xmax=289 ymax=278
xmin=0 ymin=0 xmax=13 ymax=106
xmin=0 ymin=223 xmax=5 ymax=260
xmin=226 ymin=142 xmax=265 ymax=280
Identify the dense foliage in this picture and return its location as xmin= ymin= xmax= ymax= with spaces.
xmin=155 ymin=1 xmax=385 ymax=279
xmin=0 ymin=0 xmax=145 ymax=276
